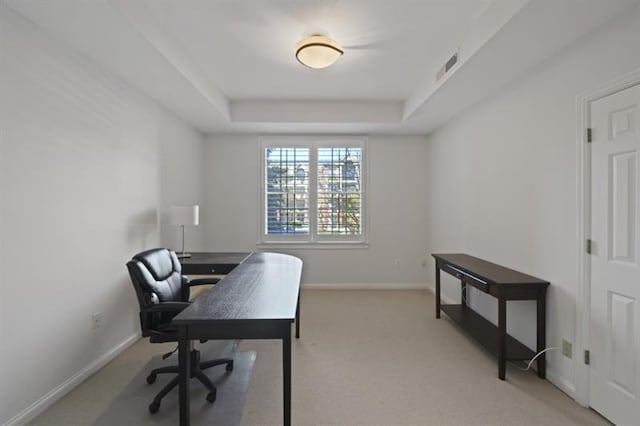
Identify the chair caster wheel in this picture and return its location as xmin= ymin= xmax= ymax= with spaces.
xmin=226 ymin=361 xmax=234 ymax=372
xmin=148 ymin=401 xmax=160 ymax=414
xmin=206 ymin=390 xmax=217 ymax=403
xmin=146 ymin=374 xmax=156 ymax=384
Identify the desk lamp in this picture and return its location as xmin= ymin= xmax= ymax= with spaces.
xmin=169 ymin=205 xmax=199 ymax=258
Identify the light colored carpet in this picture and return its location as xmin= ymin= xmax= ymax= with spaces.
xmin=93 ymin=343 xmax=254 ymax=426
xmin=29 ymin=290 xmax=608 ymax=426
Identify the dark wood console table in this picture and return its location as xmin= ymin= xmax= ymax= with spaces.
xmin=432 ymin=253 xmax=549 ymax=380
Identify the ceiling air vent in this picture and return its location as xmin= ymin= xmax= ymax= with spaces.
xmin=436 ymin=49 xmax=459 ymax=82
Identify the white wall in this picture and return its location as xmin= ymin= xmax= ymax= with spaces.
xmin=423 ymin=4 xmax=640 ymax=396
xmin=203 ymin=134 xmax=430 ymax=285
xmin=159 ymin=119 xmax=206 ymax=253
xmin=0 ymin=7 xmax=205 ymax=424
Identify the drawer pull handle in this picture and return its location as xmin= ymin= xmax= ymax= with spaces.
xmin=447 ymin=265 xmax=488 ymax=287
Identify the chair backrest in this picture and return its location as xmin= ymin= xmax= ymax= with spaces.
xmin=126 ymin=248 xmax=185 ymax=335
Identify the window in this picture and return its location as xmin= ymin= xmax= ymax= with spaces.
xmin=261 ymin=137 xmax=365 ymax=244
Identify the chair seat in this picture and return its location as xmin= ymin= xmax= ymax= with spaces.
xmin=148 ymin=323 xmax=179 ymax=343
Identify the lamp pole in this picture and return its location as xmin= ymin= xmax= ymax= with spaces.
xmin=170 ymin=204 xmax=198 ymax=259
xmin=181 ymin=224 xmax=186 ymax=256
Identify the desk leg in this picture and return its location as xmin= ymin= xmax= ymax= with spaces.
xmin=435 ymin=265 xmax=441 ymax=319
xmin=295 ymin=292 xmax=301 ymax=339
xmin=498 ymin=297 xmax=507 ymax=380
xmin=537 ymin=288 xmax=547 ymax=379
xmin=178 ymin=327 xmax=191 ymax=426
xmin=283 ymin=325 xmax=292 ymax=426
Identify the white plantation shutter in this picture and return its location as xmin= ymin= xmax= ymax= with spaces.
xmin=265 ymin=147 xmax=310 ymax=236
xmin=317 ymin=147 xmax=362 ymax=236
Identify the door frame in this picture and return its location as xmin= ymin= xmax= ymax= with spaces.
xmin=575 ymin=68 xmax=640 ymax=406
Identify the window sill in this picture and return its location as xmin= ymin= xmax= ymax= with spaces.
xmin=256 ymin=241 xmax=369 ymax=250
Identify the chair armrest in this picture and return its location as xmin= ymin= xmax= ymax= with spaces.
xmin=187 ymin=277 xmax=221 ymax=286
xmin=184 ymin=278 xmax=220 ymax=301
xmin=142 ymin=302 xmax=190 ymax=314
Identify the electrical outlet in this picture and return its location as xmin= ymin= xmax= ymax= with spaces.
xmin=562 ymin=339 xmax=572 ymax=359
xmin=92 ymin=313 xmax=102 ymax=330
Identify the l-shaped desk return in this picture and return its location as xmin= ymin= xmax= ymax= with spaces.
xmin=180 ymin=252 xmax=252 ymax=276
xmin=432 ymin=253 xmax=549 ymax=380
xmin=174 ymin=252 xmax=303 ymax=426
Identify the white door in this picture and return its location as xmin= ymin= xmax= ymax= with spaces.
xmin=590 ymin=83 xmax=640 ymax=426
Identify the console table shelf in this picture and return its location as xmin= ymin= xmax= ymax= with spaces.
xmin=433 ymin=253 xmax=549 ymax=380
xmin=441 ymin=304 xmax=534 ymax=361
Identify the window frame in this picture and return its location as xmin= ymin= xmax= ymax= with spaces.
xmin=259 ymin=136 xmax=367 ymax=246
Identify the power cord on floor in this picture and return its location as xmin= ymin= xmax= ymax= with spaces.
xmin=512 ymin=347 xmax=559 ymax=371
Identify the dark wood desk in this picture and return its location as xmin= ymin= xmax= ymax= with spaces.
xmin=173 ymin=252 xmax=303 ymax=426
xmin=432 ymin=253 xmax=549 ymax=380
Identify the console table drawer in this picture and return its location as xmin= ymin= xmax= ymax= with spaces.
xmin=442 ymin=263 xmax=489 ymax=292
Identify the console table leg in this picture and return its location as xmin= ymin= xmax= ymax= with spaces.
xmin=461 ymin=281 xmax=467 ymax=306
xmin=498 ymin=298 xmax=507 ymax=380
xmin=435 ymin=266 xmax=441 ymax=319
xmin=537 ymin=288 xmax=547 ymax=379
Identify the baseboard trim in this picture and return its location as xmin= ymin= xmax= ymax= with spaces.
xmin=4 ymin=333 xmax=141 ymax=426
xmin=546 ymin=367 xmax=577 ymax=400
xmin=303 ymin=282 xmax=429 ymax=290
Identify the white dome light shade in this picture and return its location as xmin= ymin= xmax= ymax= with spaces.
xmin=295 ymin=35 xmax=343 ymax=69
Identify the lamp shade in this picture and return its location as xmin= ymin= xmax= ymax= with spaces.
xmin=169 ymin=205 xmax=199 ymax=226
xmin=295 ymin=35 xmax=343 ymax=69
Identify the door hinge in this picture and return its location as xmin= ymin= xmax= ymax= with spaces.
xmin=587 ymin=128 xmax=592 ymax=143
xmin=586 ymin=239 xmax=593 ymax=254
xmin=584 ymin=350 xmax=590 ymax=365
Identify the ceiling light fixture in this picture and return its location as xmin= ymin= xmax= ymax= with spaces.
xmin=295 ymin=35 xmax=343 ymax=69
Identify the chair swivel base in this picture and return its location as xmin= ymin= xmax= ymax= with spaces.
xmin=145 ymin=349 xmax=233 ymax=414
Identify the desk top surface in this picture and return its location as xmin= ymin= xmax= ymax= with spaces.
xmin=432 ymin=253 xmax=549 ymax=287
xmin=173 ymin=252 xmax=303 ymax=323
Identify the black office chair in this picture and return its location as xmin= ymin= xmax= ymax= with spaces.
xmin=126 ymin=248 xmax=233 ymax=414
